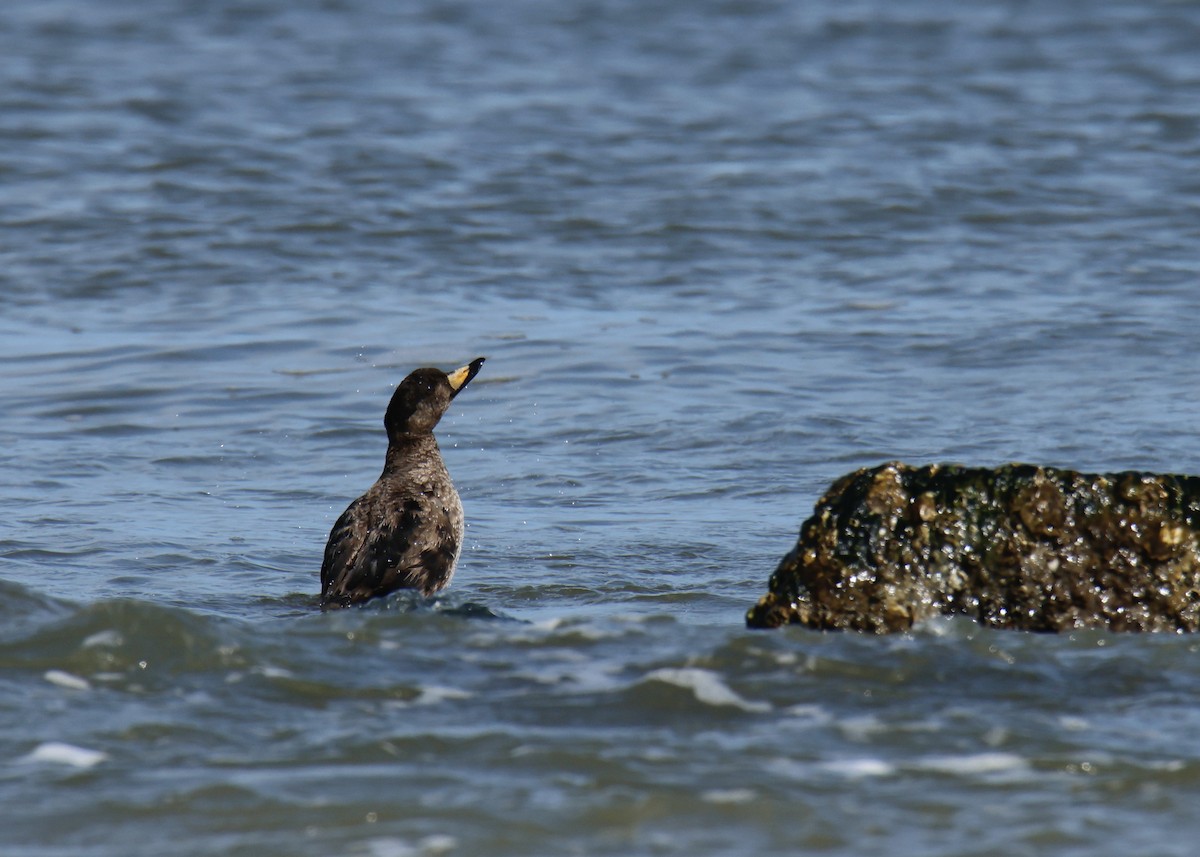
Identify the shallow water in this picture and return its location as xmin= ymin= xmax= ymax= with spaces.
xmin=3 ymin=0 xmax=1200 ymax=854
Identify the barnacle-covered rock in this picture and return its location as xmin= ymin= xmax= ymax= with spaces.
xmin=746 ymin=462 xmax=1200 ymax=632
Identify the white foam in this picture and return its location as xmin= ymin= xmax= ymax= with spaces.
xmin=365 ymin=834 xmax=459 ymax=857
xmin=415 ymin=685 xmax=473 ymax=705
xmin=784 ymin=704 xmax=832 ymax=726
xmin=21 ymin=741 xmax=108 ymax=769
xmin=837 ymin=714 xmax=885 ymax=741
xmin=417 ymin=835 xmax=458 ymax=855
xmin=1149 ymin=759 xmax=1186 ymax=772
xmin=81 ymin=629 xmax=123 ymax=649
xmin=43 ymin=670 xmax=90 ymax=691
xmin=701 ymin=788 xmax=757 ymax=804
xmin=384 ymin=685 xmax=473 ymax=710
xmin=253 ymin=665 xmax=294 ymax=679
xmin=364 ymin=838 xmax=415 ymax=857
xmin=645 ymin=668 xmax=771 ymax=713
xmin=821 ymin=758 xmax=895 ymax=778
xmin=915 ymin=752 xmax=1028 ymax=776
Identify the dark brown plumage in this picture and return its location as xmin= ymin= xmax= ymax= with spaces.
xmin=320 ymin=357 xmax=485 ymax=607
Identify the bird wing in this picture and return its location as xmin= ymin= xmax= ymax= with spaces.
xmin=320 ymin=494 xmax=459 ymax=605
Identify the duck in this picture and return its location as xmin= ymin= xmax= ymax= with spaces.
xmin=320 ymin=357 xmax=485 ymax=607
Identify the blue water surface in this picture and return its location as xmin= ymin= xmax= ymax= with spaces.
xmin=2 ymin=1 xmax=1200 ymax=855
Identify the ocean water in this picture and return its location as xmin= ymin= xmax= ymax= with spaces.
xmin=3 ymin=0 xmax=1200 ymax=854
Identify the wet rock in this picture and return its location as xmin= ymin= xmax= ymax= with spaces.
xmin=746 ymin=462 xmax=1200 ymax=633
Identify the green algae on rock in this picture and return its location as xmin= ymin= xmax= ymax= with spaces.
xmin=746 ymin=462 xmax=1200 ymax=633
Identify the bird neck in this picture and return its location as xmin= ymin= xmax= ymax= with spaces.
xmin=383 ymin=433 xmax=440 ymax=468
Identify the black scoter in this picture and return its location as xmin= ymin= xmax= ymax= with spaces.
xmin=320 ymin=357 xmax=485 ymax=607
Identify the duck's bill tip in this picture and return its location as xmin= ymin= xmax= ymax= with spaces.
xmin=448 ymin=357 xmax=486 ymax=394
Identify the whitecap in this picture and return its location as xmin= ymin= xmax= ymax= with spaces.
xmin=365 ymin=834 xmax=458 ymax=857
xmin=21 ymin=741 xmax=108 ymax=769
xmin=417 ymin=834 xmax=458 ymax=855
xmin=384 ymin=685 xmax=473 ymax=709
xmin=415 ymin=685 xmax=473 ymax=705
xmin=820 ymin=758 xmax=896 ymax=778
xmin=645 ymin=668 xmax=770 ymax=713
xmin=81 ymin=629 xmax=124 ymax=649
xmin=43 ymin=670 xmax=90 ymax=691
xmin=701 ymin=788 xmax=757 ymax=804
xmin=915 ymin=752 xmax=1028 ymax=776
xmin=785 ymin=704 xmax=832 ymax=726
xmin=837 ymin=714 xmax=885 ymax=741
xmin=252 ymin=665 xmax=294 ymax=679
xmin=364 ymin=837 xmax=415 ymax=857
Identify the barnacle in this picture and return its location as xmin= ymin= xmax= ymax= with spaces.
xmin=747 ymin=462 xmax=1200 ymax=633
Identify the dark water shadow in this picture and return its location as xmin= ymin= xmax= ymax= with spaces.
xmin=266 ymin=588 xmax=525 ymax=623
